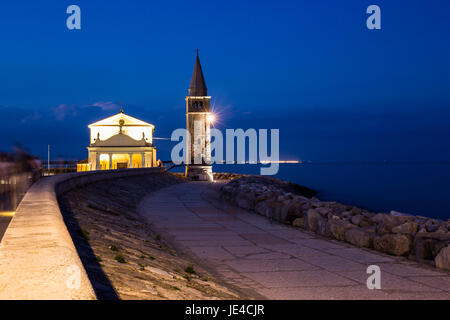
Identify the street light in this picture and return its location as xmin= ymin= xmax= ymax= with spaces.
xmin=207 ymin=113 xmax=216 ymax=124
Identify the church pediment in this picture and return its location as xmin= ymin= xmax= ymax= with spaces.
xmin=90 ymin=133 xmax=151 ymax=147
xmin=89 ymin=112 xmax=154 ymax=128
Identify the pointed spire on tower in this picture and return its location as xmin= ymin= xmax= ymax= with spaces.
xmin=189 ymin=50 xmax=207 ymax=96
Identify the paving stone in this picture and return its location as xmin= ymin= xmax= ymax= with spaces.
xmin=241 ymin=270 xmax=357 ymax=288
xmin=376 ymin=262 xmax=447 ymax=277
xmin=406 ymin=276 xmax=450 ymax=292
xmin=188 ymin=246 xmax=235 ymax=260
xmin=239 ymin=233 xmax=293 ymax=245
xmin=224 ymin=258 xmax=319 ymax=272
xmin=304 ymin=255 xmax=368 ymax=271
xmin=337 ymin=270 xmax=443 ymax=292
xmin=222 ymin=246 xmax=270 ymax=257
xmin=243 ymin=252 xmax=293 ymax=260
xmin=325 ymin=247 xmax=396 ymax=264
xmin=261 ymin=244 xmax=330 ymax=258
xmin=257 ymin=286 xmax=390 ymax=300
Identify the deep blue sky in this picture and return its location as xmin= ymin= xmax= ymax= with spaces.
xmin=1 ymin=0 xmax=450 ymax=162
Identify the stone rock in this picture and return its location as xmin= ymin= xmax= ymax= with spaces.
xmin=349 ymin=207 xmax=363 ymax=216
xmin=351 ymin=215 xmax=363 ymax=226
xmin=413 ymin=237 xmax=435 ymax=260
xmin=287 ymin=203 xmax=302 ymax=217
xmin=414 ymin=231 xmax=450 ymax=257
xmin=237 ymin=197 xmax=253 ymax=210
xmin=254 ymin=194 xmax=269 ymax=204
xmin=329 ymin=220 xmax=355 ymax=241
xmin=279 ymin=205 xmax=290 ymax=222
xmin=417 ymin=227 xmax=427 ymax=234
xmin=306 ymin=209 xmax=323 ymax=232
xmin=350 ymin=215 xmax=372 ymax=228
xmin=375 ymin=215 xmax=400 ymax=235
xmin=292 ymin=217 xmax=306 ymax=228
xmin=437 ymin=226 xmax=448 ymax=234
xmin=376 ymin=221 xmax=394 ymax=235
xmin=340 ymin=211 xmax=352 ymax=219
xmin=345 ymin=227 xmax=374 ymax=248
xmin=316 ymin=207 xmax=330 ymax=216
xmin=374 ymin=234 xmax=411 ymax=256
xmin=435 ymin=246 xmax=450 ymax=270
xmin=371 ymin=213 xmax=389 ymax=224
xmin=317 ymin=217 xmax=332 ymax=238
xmin=311 ymin=201 xmax=322 ymax=208
xmin=426 ymin=223 xmax=439 ymax=233
xmin=267 ymin=201 xmax=283 ymax=221
xmin=361 ymin=211 xmax=375 ymax=219
xmin=390 ymin=210 xmax=413 ymax=217
xmin=392 ymin=222 xmax=418 ymax=235
xmin=254 ymin=201 xmax=270 ymax=217
xmin=434 ymin=239 xmax=450 ymax=258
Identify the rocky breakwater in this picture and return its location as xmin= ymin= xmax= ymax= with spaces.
xmin=220 ymin=176 xmax=450 ymax=271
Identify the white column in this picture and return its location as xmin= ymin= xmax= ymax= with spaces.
xmin=141 ymin=153 xmax=146 ymax=168
xmin=95 ymin=153 xmax=100 ymax=170
xmin=129 ymin=153 xmax=133 ymax=168
xmin=108 ymin=153 xmax=113 ymax=170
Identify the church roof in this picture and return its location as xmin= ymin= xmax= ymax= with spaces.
xmin=90 ymin=133 xmax=151 ymax=147
xmin=189 ymin=51 xmax=207 ymax=96
xmin=88 ymin=112 xmax=154 ymax=128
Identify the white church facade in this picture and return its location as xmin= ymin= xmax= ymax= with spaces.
xmin=77 ymin=110 xmax=157 ymax=171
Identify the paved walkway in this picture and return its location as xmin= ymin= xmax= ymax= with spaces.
xmin=138 ymin=182 xmax=450 ymax=299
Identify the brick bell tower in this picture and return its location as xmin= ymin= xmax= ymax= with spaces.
xmin=185 ymin=51 xmax=213 ymax=181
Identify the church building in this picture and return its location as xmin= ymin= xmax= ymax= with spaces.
xmin=77 ymin=109 xmax=157 ymax=171
xmin=77 ymin=52 xmax=214 ymax=180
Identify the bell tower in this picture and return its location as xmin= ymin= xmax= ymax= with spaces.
xmin=185 ymin=51 xmax=213 ymax=181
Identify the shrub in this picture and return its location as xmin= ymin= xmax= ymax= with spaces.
xmin=115 ymin=254 xmax=126 ymax=263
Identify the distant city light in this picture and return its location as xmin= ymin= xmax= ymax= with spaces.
xmin=259 ymin=160 xmax=300 ymax=164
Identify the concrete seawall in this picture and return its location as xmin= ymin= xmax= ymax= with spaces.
xmin=0 ymin=167 xmax=165 ymax=300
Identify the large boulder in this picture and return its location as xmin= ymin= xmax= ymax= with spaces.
xmin=376 ymin=218 xmax=398 ymax=235
xmin=254 ymin=200 xmax=270 ymax=217
xmin=292 ymin=217 xmax=306 ymax=228
xmin=426 ymin=223 xmax=440 ymax=233
xmin=266 ymin=200 xmax=283 ymax=221
xmin=413 ymin=237 xmax=436 ymax=260
xmin=392 ymin=222 xmax=418 ymax=235
xmin=345 ymin=227 xmax=374 ymax=248
xmin=351 ymin=215 xmax=363 ymax=226
xmin=317 ymin=217 xmax=332 ymax=238
xmin=316 ymin=207 xmax=330 ymax=216
xmin=374 ymin=234 xmax=411 ymax=256
xmin=236 ymin=196 xmax=253 ymax=210
xmin=306 ymin=209 xmax=323 ymax=232
xmin=349 ymin=207 xmax=363 ymax=216
xmin=283 ymin=202 xmax=302 ymax=223
xmin=435 ymin=246 xmax=450 ymax=270
xmin=329 ymin=220 xmax=355 ymax=241
xmin=351 ymin=214 xmax=372 ymax=227
xmin=413 ymin=232 xmax=450 ymax=259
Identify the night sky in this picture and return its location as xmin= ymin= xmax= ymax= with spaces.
xmin=1 ymin=0 xmax=450 ymax=163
